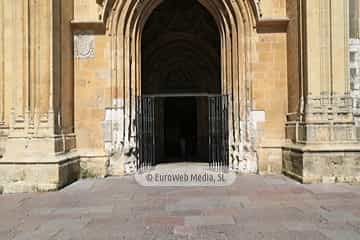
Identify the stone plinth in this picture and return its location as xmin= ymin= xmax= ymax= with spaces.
xmin=283 ymin=144 xmax=360 ymax=183
xmin=0 ymin=152 xmax=80 ymax=193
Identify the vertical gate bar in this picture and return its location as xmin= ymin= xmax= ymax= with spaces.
xmin=217 ymin=96 xmax=219 ymax=170
xmin=222 ymin=95 xmax=225 ymax=170
xmin=148 ymin=97 xmax=152 ymax=169
xmin=208 ymin=96 xmax=211 ymax=168
xmin=146 ymin=97 xmax=153 ymax=169
xmin=209 ymin=96 xmax=211 ymax=168
xmin=223 ymin=95 xmax=226 ymax=170
xmin=211 ymin=97 xmax=215 ymax=169
xmin=143 ymin=97 xmax=146 ymax=170
xmin=212 ymin=97 xmax=217 ymax=168
xmin=225 ymin=95 xmax=229 ymax=168
xmin=136 ymin=97 xmax=138 ymax=170
xmin=221 ymin=96 xmax=224 ymax=170
xmin=212 ymin=97 xmax=215 ymax=169
xmin=146 ymin=97 xmax=149 ymax=169
xmin=212 ymin=97 xmax=214 ymax=169
xmin=152 ymin=97 xmax=156 ymax=168
xmin=140 ymin=97 xmax=143 ymax=170
xmin=145 ymin=97 xmax=149 ymax=169
xmin=148 ymin=97 xmax=151 ymax=169
xmin=211 ymin=97 xmax=214 ymax=169
xmin=211 ymin=97 xmax=213 ymax=169
xmin=219 ymin=96 xmax=222 ymax=171
xmin=139 ymin=97 xmax=144 ymax=169
xmin=216 ymin=96 xmax=222 ymax=170
xmin=208 ymin=97 xmax=212 ymax=168
xmin=136 ymin=97 xmax=140 ymax=170
xmin=141 ymin=97 xmax=147 ymax=169
xmin=139 ymin=97 xmax=142 ymax=170
xmin=156 ymin=98 xmax=159 ymax=165
xmin=147 ymin=97 xmax=150 ymax=169
xmin=141 ymin=97 xmax=144 ymax=169
xmin=214 ymin=96 xmax=220 ymax=170
xmin=153 ymin=98 xmax=156 ymax=167
xmin=219 ymin=96 xmax=222 ymax=170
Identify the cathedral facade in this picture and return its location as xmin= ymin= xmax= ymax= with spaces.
xmin=0 ymin=0 xmax=359 ymax=193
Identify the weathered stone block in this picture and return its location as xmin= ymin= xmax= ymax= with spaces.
xmin=80 ymin=155 xmax=107 ymax=178
xmin=0 ymin=153 xmax=80 ymax=193
xmin=283 ymin=144 xmax=360 ymax=184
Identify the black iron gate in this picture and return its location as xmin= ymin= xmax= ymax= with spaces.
xmin=136 ymin=95 xmax=228 ymax=170
xmin=136 ymin=97 xmax=155 ymax=170
xmin=208 ymin=95 xmax=229 ymax=170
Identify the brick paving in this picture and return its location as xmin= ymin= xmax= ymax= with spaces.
xmin=1 ymin=175 xmax=360 ymax=240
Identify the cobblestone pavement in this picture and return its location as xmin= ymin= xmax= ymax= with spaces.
xmin=1 ymin=175 xmax=360 ymax=240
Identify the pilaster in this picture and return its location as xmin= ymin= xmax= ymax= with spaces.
xmin=284 ymin=0 xmax=360 ymax=183
xmin=0 ymin=0 xmax=78 ymax=193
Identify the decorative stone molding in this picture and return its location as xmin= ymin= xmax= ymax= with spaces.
xmin=286 ymin=95 xmax=360 ymax=144
xmin=305 ymin=95 xmax=354 ymax=122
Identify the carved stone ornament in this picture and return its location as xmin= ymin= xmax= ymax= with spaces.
xmin=74 ymin=33 xmax=95 ymax=59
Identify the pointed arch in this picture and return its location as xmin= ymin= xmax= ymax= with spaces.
xmin=104 ymin=0 xmax=259 ymax=171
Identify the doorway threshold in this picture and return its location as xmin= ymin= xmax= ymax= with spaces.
xmin=142 ymin=93 xmax=221 ymax=98
xmin=155 ymin=162 xmax=209 ymax=170
xmin=153 ymin=162 xmax=230 ymax=173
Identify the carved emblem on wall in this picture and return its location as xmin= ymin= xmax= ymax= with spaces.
xmin=74 ymin=32 xmax=95 ymax=59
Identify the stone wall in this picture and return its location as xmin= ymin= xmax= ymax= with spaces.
xmin=1 ymin=0 xmax=359 ymax=192
xmin=252 ymin=32 xmax=288 ymax=174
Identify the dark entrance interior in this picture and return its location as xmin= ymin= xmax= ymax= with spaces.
xmin=163 ymin=97 xmax=197 ymax=162
xmin=141 ymin=0 xmax=221 ymax=164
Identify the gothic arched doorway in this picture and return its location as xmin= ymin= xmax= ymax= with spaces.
xmin=138 ymin=0 xmax=226 ymax=167
xmin=106 ymin=0 xmax=257 ymax=172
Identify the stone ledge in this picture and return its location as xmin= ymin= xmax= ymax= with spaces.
xmin=1 ymin=182 xmax=59 ymax=194
xmin=283 ymin=143 xmax=360 ymax=153
xmin=71 ymin=20 xmax=106 ymax=34
xmin=256 ymin=17 xmax=289 ymax=33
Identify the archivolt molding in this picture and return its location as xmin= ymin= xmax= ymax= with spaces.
xmin=100 ymin=0 xmax=264 ymax=172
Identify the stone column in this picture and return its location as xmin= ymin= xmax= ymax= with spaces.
xmin=0 ymin=0 xmax=78 ymax=193
xmin=284 ymin=0 xmax=360 ymax=183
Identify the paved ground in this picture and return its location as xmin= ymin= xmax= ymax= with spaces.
xmin=1 ymin=175 xmax=360 ymax=240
